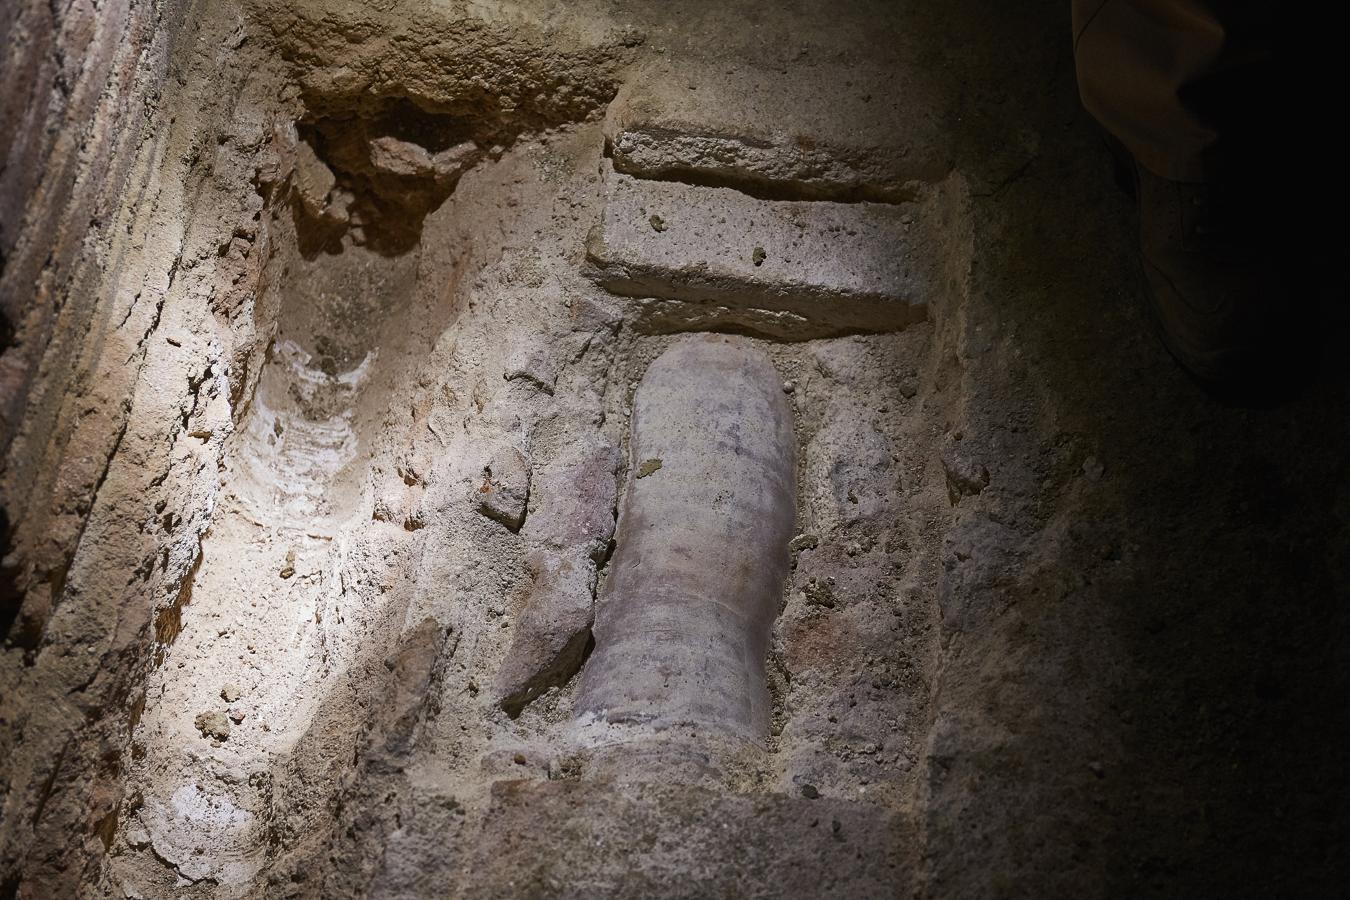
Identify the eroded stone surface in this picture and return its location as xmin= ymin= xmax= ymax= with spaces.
xmin=494 ymin=551 xmax=595 ymax=716
xmin=474 ymin=445 xmax=531 ymax=532
xmin=586 ymin=165 xmax=932 ymax=339
xmin=368 ymin=136 xmax=476 ymax=182
xmin=606 ymin=59 xmax=950 ymax=200
xmin=463 ymin=778 xmax=911 ymax=899
xmin=493 ymin=441 xmax=619 ymax=715
xmin=294 ymin=138 xmax=338 ymax=218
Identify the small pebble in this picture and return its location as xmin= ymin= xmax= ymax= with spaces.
xmin=801 ymin=784 xmax=819 ymax=799
xmin=1082 ymin=456 xmax=1105 ymax=482
xmin=193 ymin=711 xmax=230 ymax=741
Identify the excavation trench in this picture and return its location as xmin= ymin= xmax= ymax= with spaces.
xmin=9 ymin=2 xmax=1341 ymax=898
xmin=91 ymin=9 xmax=956 ymax=895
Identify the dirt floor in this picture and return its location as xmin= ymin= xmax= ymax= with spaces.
xmin=2 ymin=0 xmax=1347 ymax=897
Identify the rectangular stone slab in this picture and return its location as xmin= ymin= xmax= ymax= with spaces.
xmin=605 ymin=60 xmax=949 ymax=201
xmin=585 ymin=165 xmax=931 ymax=340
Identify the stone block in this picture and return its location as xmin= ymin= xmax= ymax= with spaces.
xmin=474 ymin=445 xmax=531 ymax=532
xmin=492 ymin=551 xmax=596 ymax=717
xmin=586 ymin=166 xmax=930 ymax=339
xmin=606 ymin=60 xmax=949 ymax=200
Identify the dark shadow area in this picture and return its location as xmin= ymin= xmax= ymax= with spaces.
xmin=911 ymin=1 xmax=1349 ymax=896
xmin=0 ymin=507 xmax=22 ymax=642
xmin=294 ymin=101 xmax=483 ymax=257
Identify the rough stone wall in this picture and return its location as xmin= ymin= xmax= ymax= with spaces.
xmin=1 ymin=1 xmax=1346 ymax=898
xmin=0 ymin=0 xmax=281 ymax=892
xmin=1 ymin=0 xmax=183 ymax=639
xmin=1 ymin=0 xmax=632 ymax=893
